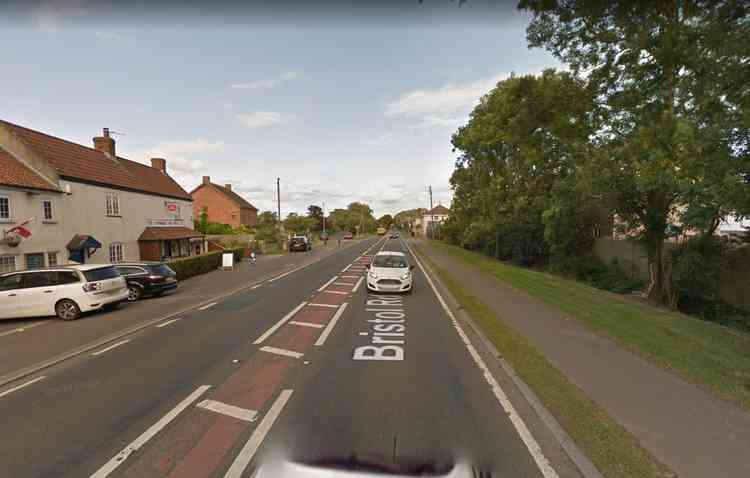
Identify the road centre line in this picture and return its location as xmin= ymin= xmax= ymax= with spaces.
xmin=198 ymin=302 xmax=218 ymax=311
xmin=269 ymin=263 xmax=309 ymax=283
xmin=91 ymin=339 xmax=130 ymax=357
xmin=317 ymin=276 xmax=339 ymax=292
xmin=321 ymin=290 xmax=348 ymax=295
xmin=0 ymin=375 xmax=46 ymax=399
xmin=315 ymin=302 xmax=349 ymax=346
xmin=289 ymin=320 xmax=325 ymax=329
xmin=223 ymin=389 xmax=294 ymax=478
xmin=156 ymin=318 xmax=182 ymax=328
xmin=352 ymin=277 xmax=364 ymax=292
xmin=308 ymin=303 xmax=338 ymax=308
xmin=259 ymin=346 xmax=303 ymax=359
xmin=91 ymin=385 xmax=212 ymax=478
xmin=253 ymin=302 xmax=307 ymax=344
xmin=403 ymin=240 xmax=559 ymax=478
xmin=197 ymin=399 xmax=258 ymax=422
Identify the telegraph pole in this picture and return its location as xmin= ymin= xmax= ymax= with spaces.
xmin=276 ymin=177 xmax=281 ymax=229
xmin=429 ymin=185 xmax=435 ymax=239
xmin=322 ymin=201 xmax=326 ymax=235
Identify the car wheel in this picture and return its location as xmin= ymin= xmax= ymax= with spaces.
xmin=127 ymin=285 xmax=142 ymax=302
xmin=56 ymin=299 xmax=81 ymax=321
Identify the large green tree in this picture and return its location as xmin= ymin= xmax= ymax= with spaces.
xmin=519 ymin=0 xmax=750 ymax=302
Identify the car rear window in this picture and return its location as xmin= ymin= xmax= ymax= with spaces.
xmin=83 ymin=266 xmax=121 ymax=282
xmin=290 ymin=238 xmax=305 ymax=244
xmin=147 ymin=264 xmax=175 ymax=276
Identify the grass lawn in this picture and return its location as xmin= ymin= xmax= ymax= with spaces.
xmin=429 ymin=241 xmax=750 ymax=412
xmin=419 ymin=251 xmax=674 ymax=478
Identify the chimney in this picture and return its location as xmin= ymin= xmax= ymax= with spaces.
xmin=225 ymin=183 xmax=232 ymax=191
xmin=202 ymin=176 xmax=211 ymax=185
xmin=150 ymin=157 xmax=166 ymax=174
xmin=93 ymin=127 xmax=115 ymax=157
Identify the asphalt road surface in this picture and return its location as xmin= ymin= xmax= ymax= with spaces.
xmin=0 ymin=236 xmax=581 ymax=478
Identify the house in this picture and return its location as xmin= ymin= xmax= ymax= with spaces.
xmin=190 ymin=176 xmax=258 ymax=228
xmin=0 ymin=120 xmax=203 ymax=271
xmin=422 ymin=205 xmax=450 ymax=238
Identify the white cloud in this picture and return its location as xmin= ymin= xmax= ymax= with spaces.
xmin=29 ymin=1 xmax=90 ymax=32
xmin=236 ymin=112 xmax=285 ymax=128
xmin=94 ymin=31 xmax=125 ymax=41
xmin=133 ymin=138 xmax=225 ymax=175
xmin=230 ymin=71 xmax=301 ymax=90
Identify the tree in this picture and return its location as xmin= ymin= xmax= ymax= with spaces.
xmin=257 ymin=211 xmax=277 ymax=227
xmin=307 ymin=205 xmax=324 ymax=231
xmin=283 ymin=213 xmax=316 ymax=235
xmin=377 ymin=214 xmax=394 ymax=229
xmin=520 ymin=0 xmax=750 ymax=303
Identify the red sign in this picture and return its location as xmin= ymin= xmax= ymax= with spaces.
xmin=165 ymin=202 xmax=178 ymax=213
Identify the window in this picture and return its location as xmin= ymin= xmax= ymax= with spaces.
xmin=42 ymin=199 xmax=54 ymax=222
xmin=0 ymin=195 xmax=10 ymax=222
xmin=116 ymin=266 xmax=146 ymax=276
xmin=47 ymin=252 xmax=58 ymax=267
xmin=25 ymin=253 xmax=45 ymax=270
xmin=0 ymin=274 xmax=21 ymax=291
xmin=50 ymin=271 xmax=80 ymax=285
xmin=106 ymin=192 xmax=120 ymax=216
xmin=83 ymin=266 xmax=120 ymax=282
xmin=0 ymin=255 xmax=16 ymax=273
xmin=20 ymin=272 xmax=53 ymax=289
xmin=109 ymin=243 xmax=124 ymax=263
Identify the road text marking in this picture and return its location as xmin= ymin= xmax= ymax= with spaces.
xmin=198 ymin=302 xmax=218 ymax=311
xmin=0 ymin=376 xmax=46 ymax=399
xmin=253 ymin=302 xmax=307 ymax=344
xmin=317 ymin=276 xmax=339 ymax=292
xmin=259 ymin=346 xmax=303 ymax=359
xmin=289 ymin=320 xmax=325 ymax=329
xmin=91 ymin=339 xmax=130 ymax=357
xmin=156 ymin=318 xmax=182 ymax=328
xmin=91 ymin=385 xmax=211 ymax=478
xmin=315 ymin=302 xmax=349 ymax=346
xmin=197 ymin=399 xmax=258 ymax=422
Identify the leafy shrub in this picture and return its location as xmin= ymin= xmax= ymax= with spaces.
xmin=168 ymin=252 xmax=223 ymax=280
xmin=549 ymin=255 xmax=644 ymax=294
xmin=204 ymin=223 xmax=235 ymax=235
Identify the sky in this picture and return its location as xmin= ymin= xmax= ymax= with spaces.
xmin=0 ymin=1 xmax=561 ymax=218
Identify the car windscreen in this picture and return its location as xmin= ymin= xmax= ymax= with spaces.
xmin=290 ymin=238 xmax=306 ymax=244
xmin=147 ymin=264 xmax=175 ymax=276
xmin=372 ymin=255 xmax=408 ymax=268
xmin=83 ymin=266 xmax=121 ymax=282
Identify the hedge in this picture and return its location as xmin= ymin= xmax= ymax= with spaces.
xmin=168 ymin=248 xmax=245 ymax=280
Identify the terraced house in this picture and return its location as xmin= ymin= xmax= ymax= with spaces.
xmin=0 ymin=120 xmax=204 ymax=272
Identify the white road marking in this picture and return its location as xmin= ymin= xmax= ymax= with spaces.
xmin=197 ymin=399 xmax=258 ymax=422
xmin=308 ymin=303 xmax=338 ymax=308
xmin=332 ymin=282 xmax=356 ymax=286
xmin=259 ymin=346 xmax=303 ymax=359
xmin=317 ymin=276 xmax=339 ymax=292
xmin=91 ymin=339 xmax=130 ymax=357
xmin=252 ymin=302 xmax=307 ymax=344
xmin=0 ymin=376 xmax=46 ymax=399
xmin=250 ymin=284 xmax=263 ymax=290
xmin=289 ymin=320 xmax=324 ymax=329
xmin=223 ymin=389 xmax=294 ymax=478
xmin=269 ymin=263 xmax=308 ymax=283
xmin=198 ymin=302 xmax=218 ymax=311
xmin=341 ymin=264 xmax=352 ymax=273
xmin=91 ymin=385 xmax=211 ymax=478
xmin=403 ymin=241 xmax=559 ymax=478
xmin=340 ymin=275 xmax=359 ymax=279
xmin=358 ymin=332 xmax=368 ymax=336
xmin=321 ymin=290 xmax=347 ymax=295
xmin=315 ymin=302 xmax=348 ymax=346
xmin=156 ymin=318 xmax=182 ymax=328
xmin=0 ymin=321 xmax=46 ymax=338
xmin=352 ymin=277 xmax=364 ymax=292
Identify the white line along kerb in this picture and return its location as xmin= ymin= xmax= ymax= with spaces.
xmin=253 ymin=302 xmax=307 ymax=344
xmin=0 ymin=376 xmax=46 ymax=399
xmin=91 ymin=385 xmax=211 ymax=478
xmin=402 ymin=241 xmax=560 ymax=478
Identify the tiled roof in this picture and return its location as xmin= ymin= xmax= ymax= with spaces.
xmin=139 ymin=226 xmax=202 ymax=241
xmin=0 ymin=120 xmax=191 ymax=200
xmin=0 ymin=147 xmax=59 ymax=192
xmin=212 ymin=183 xmax=258 ymax=210
xmin=426 ymin=205 xmax=450 ymax=215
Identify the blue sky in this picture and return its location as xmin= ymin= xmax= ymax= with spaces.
xmin=1 ymin=1 xmax=560 ymax=217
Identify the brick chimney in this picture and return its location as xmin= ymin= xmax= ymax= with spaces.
xmin=202 ymin=176 xmax=210 ymax=185
xmin=224 ymin=183 xmax=232 ymax=191
xmin=150 ymin=157 xmax=166 ymax=174
xmin=93 ymin=128 xmax=115 ymax=156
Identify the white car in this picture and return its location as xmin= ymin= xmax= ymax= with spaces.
xmin=0 ymin=264 xmax=128 ymax=321
xmin=366 ymin=251 xmax=414 ymax=293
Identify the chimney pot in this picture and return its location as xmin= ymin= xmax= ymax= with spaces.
xmin=93 ymin=128 xmax=116 ymax=156
xmin=225 ymin=183 xmax=232 ymax=191
xmin=202 ymin=176 xmax=211 ymax=185
xmin=150 ymin=157 xmax=167 ymax=174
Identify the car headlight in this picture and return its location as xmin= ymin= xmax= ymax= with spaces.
xmin=368 ymin=272 xmax=378 ymax=279
xmin=400 ymin=272 xmax=411 ymax=281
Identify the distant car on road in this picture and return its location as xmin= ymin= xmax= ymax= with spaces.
xmin=366 ymin=251 xmax=414 ymax=294
xmin=343 ymin=232 xmax=354 ymax=240
xmin=289 ymin=235 xmax=312 ymax=252
xmin=377 ymin=227 xmax=387 ymax=235
xmin=0 ymin=264 xmax=128 ymax=321
xmin=390 ymin=231 xmax=400 ymax=239
xmin=115 ymin=262 xmax=178 ymax=302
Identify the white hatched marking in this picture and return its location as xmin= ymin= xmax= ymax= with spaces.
xmin=352 ymin=276 xmax=364 ymax=292
xmin=321 ymin=290 xmax=347 ymax=295
xmin=308 ymin=303 xmax=338 ymax=308
xmin=253 ymin=302 xmax=307 ymax=344
xmin=333 ymin=282 xmax=356 ymax=286
xmin=289 ymin=320 xmax=324 ymax=329
xmin=197 ymin=399 xmax=257 ymax=422
xmin=317 ymin=276 xmax=339 ymax=292
xmin=315 ymin=303 xmax=349 ymax=346
xmin=259 ymin=346 xmax=303 ymax=359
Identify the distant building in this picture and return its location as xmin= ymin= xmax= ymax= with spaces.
xmin=423 ymin=205 xmax=450 ymax=238
xmin=190 ymin=176 xmax=258 ymax=229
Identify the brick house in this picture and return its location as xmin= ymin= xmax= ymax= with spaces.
xmin=0 ymin=120 xmax=203 ymax=270
xmin=190 ymin=176 xmax=258 ymax=228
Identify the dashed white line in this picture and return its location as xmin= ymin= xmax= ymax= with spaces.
xmin=269 ymin=263 xmax=309 ymax=283
xmin=156 ymin=318 xmax=182 ymax=328
xmin=223 ymin=389 xmax=294 ymax=478
xmin=289 ymin=320 xmax=325 ymax=329
xmin=198 ymin=302 xmax=218 ymax=311
xmin=315 ymin=302 xmax=349 ymax=346
xmin=321 ymin=290 xmax=348 ymax=295
xmin=259 ymin=346 xmax=303 ymax=359
xmin=253 ymin=302 xmax=308 ymax=345
xmin=91 ymin=385 xmax=211 ymax=478
xmin=317 ymin=276 xmax=339 ymax=292
xmin=0 ymin=321 xmax=46 ymax=338
xmin=308 ymin=303 xmax=338 ymax=308
xmin=91 ymin=339 xmax=130 ymax=357
xmin=197 ymin=399 xmax=258 ymax=422
xmin=352 ymin=276 xmax=364 ymax=292
xmin=0 ymin=376 xmax=46 ymax=399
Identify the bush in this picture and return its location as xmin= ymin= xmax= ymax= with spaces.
xmin=168 ymin=252 xmax=223 ymax=280
xmin=549 ymin=255 xmax=645 ymax=294
xmin=204 ymin=223 xmax=235 ymax=235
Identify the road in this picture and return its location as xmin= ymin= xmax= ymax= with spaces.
xmin=0 ymin=236 xmax=582 ymax=478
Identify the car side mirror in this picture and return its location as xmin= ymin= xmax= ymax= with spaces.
xmin=410 ymin=265 xmax=415 ymax=270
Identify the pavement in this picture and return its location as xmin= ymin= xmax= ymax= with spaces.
xmin=0 ymin=235 xmax=586 ymax=478
xmin=414 ymin=239 xmax=750 ymax=478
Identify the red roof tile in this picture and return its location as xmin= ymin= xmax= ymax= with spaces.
xmin=139 ymin=227 xmax=202 ymax=241
xmin=427 ymin=205 xmax=450 ymax=215
xmin=1 ymin=120 xmax=191 ymax=200
xmin=0 ymin=147 xmax=59 ymax=192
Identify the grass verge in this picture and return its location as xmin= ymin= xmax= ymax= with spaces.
xmin=429 ymin=241 xmax=750 ymax=412
xmin=418 ymin=250 xmax=674 ymax=478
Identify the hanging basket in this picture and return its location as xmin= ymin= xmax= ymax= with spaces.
xmin=1 ymin=234 xmax=21 ymax=247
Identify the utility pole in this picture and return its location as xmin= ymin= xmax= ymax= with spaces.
xmin=276 ymin=177 xmax=281 ymax=230
xmin=429 ymin=185 xmax=434 ymax=239
xmin=322 ymin=201 xmax=326 ymax=235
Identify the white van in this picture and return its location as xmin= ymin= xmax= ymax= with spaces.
xmin=0 ymin=265 xmax=128 ymax=321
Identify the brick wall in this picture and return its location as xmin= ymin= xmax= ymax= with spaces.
xmin=240 ymin=207 xmax=258 ymax=227
xmin=191 ymin=185 xmax=241 ymax=228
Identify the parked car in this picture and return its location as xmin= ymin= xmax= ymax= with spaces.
xmin=366 ymin=251 xmax=414 ymax=294
xmin=343 ymin=232 xmax=354 ymax=240
xmin=0 ymin=265 xmax=128 ymax=321
xmin=114 ymin=262 xmax=178 ymax=301
xmin=289 ymin=235 xmax=312 ymax=252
